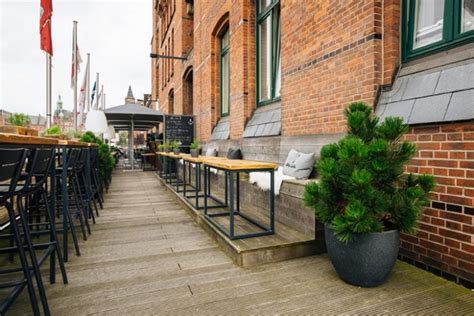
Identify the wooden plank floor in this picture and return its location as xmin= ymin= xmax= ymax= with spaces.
xmin=9 ymin=171 xmax=474 ymax=315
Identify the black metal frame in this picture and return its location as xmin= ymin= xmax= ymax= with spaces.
xmin=181 ymin=159 xmax=227 ymax=210
xmin=203 ymin=164 xmax=275 ymax=240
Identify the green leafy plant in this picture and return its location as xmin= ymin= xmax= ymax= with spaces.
xmin=190 ymin=139 xmax=200 ymax=150
xmin=80 ymin=131 xmax=103 ymax=145
xmin=171 ymin=140 xmax=182 ymax=150
xmin=65 ymin=129 xmax=82 ymax=139
xmin=117 ymin=131 xmax=128 ymax=147
xmin=7 ymin=113 xmax=31 ymax=127
xmin=80 ymin=131 xmax=114 ymax=183
xmin=304 ymin=102 xmax=435 ymax=243
xmin=162 ymin=140 xmax=171 ymax=152
xmin=44 ymin=125 xmax=62 ymax=136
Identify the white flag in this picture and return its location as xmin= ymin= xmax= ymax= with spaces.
xmin=78 ymin=56 xmax=89 ymax=125
xmin=71 ymin=44 xmax=82 ymax=88
xmin=97 ymin=85 xmax=104 ymax=110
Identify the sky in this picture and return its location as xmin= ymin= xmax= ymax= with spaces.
xmin=0 ymin=0 xmax=151 ymax=116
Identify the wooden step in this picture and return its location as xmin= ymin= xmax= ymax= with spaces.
xmin=155 ymin=174 xmax=324 ymax=267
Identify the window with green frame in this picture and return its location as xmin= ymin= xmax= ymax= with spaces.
xmin=403 ymin=0 xmax=474 ymax=60
xmin=257 ymin=0 xmax=281 ymax=106
xmin=220 ymin=27 xmax=230 ymax=116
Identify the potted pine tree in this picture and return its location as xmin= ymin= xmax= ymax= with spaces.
xmin=304 ymin=102 xmax=434 ymax=287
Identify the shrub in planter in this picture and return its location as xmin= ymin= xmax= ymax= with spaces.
xmin=304 ymin=102 xmax=434 ymax=287
xmin=190 ymin=139 xmax=200 ymax=157
xmin=80 ymin=131 xmax=115 ymax=186
xmin=171 ymin=140 xmax=181 ymax=154
xmin=163 ymin=141 xmax=171 ymax=153
xmin=7 ymin=112 xmax=31 ymax=127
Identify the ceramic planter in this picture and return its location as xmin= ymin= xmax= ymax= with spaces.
xmin=190 ymin=149 xmax=200 ymax=158
xmin=324 ymin=225 xmax=400 ymax=287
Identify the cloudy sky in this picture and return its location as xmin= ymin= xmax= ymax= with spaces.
xmin=0 ymin=0 xmax=151 ymax=116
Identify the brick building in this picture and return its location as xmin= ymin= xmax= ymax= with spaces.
xmin=151 ymin=1 xmax=474 ymax=287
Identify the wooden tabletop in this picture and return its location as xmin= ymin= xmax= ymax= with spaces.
xmin=182 ymin=155 xmax=228 ymax=164
xmin=203 ymin=158 xmax=277 ymax=171
xmin=0 ymin=132 xmax=59 ymax=145
xmin=0 ymin=132 xmax=97 ymax=147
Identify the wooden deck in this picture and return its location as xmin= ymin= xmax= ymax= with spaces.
xmin=10 ymin=171 xmax=474 ymax=315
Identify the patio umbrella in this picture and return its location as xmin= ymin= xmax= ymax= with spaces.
xmin=104 ymin=103 xmax=163 ymax=169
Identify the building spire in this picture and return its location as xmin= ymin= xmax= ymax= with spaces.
xmin=125 ymin=85 xmax=135 ymax=103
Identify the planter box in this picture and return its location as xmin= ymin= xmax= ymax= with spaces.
xmin=0 ymin=125 xmax=39 ymax=136
xmin=42 ymin=134 xmax=69 ymax=140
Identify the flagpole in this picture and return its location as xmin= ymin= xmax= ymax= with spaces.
xmin=73 ymin=20 xmax=78 ymax=131
xmin=104 ymin=93 xmax=106 ymax=109
xmin=95 ymin=72 xmax=100 ymax=110
xmin=101 ymin=85 xmax=104 ymax=110
xmin=46 ymin=54 xmax=52 ymax=128
xmin=86 ymin=53 xmax=91 ymax=113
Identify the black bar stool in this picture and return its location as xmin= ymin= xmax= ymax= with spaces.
xmin=89 ymin=147 xmax=103 ymax=213
xmin=0 ymin=148 xmax=41 ymax=315
xmin=55 ymin=148 xmax=84 ymax=259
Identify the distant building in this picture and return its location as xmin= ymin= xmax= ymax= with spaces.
xmin=29 ymin=114 xmax=47 ymax=132
xmin=125 ymin=85 xmax=136 ymax=104
xmin=0 ymin=109 xmax=11 ymax=125
xmin=53 ymin=94 xmax=73 ymax=130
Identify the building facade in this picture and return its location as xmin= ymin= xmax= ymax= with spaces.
xmin=152 ymin=0 xmax=474 ymax=287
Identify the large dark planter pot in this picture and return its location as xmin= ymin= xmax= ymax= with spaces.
xmin=190 ymin=149 xmax=200 ymax=158
xmin=325 ymin=225 xmax=400 ymax=287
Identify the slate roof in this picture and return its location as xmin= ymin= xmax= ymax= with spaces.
xmin=376 ymin=60 xmax=474 ymax=125
xmin=210 ymin=119 xmax=230 ymax=140
xmin=126 ymin=85 xmax=134 ymax=99
xmin=30 ymin=114 xmax=46 ymax=126
xmin=243 ymin=107 xmax=281 ymax=138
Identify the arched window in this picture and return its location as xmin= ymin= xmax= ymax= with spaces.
xmin=257 ymin=0 xmax=281 ymax=106
xmin=183 ymin=67 xmax=193 ymax=115
xmin=168 ymin=89 xmax=174 ymax=114
xmin=220 ymin=27 xmax=230 ymax=116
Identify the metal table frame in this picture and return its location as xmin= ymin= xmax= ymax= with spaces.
xmin=182 ymin=158 xmax=227 ymax=210
xmin=202 ymin=164 xmax=275 ymax=240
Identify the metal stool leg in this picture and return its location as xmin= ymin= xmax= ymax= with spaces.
xmin=17 ymin=197 xmax=51 ymax=315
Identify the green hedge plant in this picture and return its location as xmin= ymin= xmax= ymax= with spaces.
xmin=7 ymin=113 xmax=31 ymax=127
xmin=80 ymin=131 xmax=115 ymax=182
xmin=304 ymin=102 xmax=435 ymax=243
xmin=190 ymin=139 xmax=200 ymax=150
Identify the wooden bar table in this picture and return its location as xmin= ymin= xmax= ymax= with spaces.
xmin=156 ymin=152 xmax=174 ymax=183
xmin=181 ymin=155 xmax=228 ymax=210
xmin=0 ymin=133 xmax=98 ymax=269
xmin=202 ymin=159 xmax=277 ymax=240
xmin=164 ymin=152 xmax=192 ymax=192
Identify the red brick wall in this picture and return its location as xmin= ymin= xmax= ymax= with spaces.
xmin=191 ymin=0 xmax=255 ymax=141
xmin=401 ymin=122 xmax=474 ymax=285
xmin=155 ymin=1 xmax=401 ymax=140
xmin=152 ymin=0 xmax=194 ymax=116
xmin=382 ymin=0 xmax=401 ymax=84
xmin=280 ymin=0 xmax=390 ymax=136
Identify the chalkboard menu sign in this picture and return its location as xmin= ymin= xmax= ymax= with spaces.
xmin=164 ymin=115 xmax=195 ymax=147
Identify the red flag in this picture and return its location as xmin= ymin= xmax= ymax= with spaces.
xmin=40 ymin=0 xmax=53 ymax=55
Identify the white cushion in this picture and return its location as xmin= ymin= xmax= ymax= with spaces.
xmin=282 ymin=149 xmax=315 ymax=179
xmin=205 ymin=148 xmax=217 ymax=157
